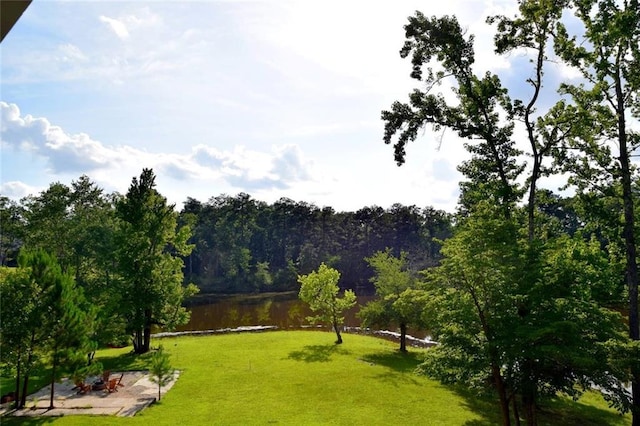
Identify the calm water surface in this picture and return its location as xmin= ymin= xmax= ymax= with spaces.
xmin=178 ymin=292 xmax=428 ymax=339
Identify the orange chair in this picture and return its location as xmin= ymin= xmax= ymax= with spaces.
xmin=105 ymin=378 xmax=119 ymax=393
xmin=105 ymin=374 xmax=125 ymax=393
xmin=75 ymin=380 xmax=92 ymax=394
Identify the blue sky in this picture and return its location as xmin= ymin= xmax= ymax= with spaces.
xmin=1 ymin=0 xmax=584 ymax=212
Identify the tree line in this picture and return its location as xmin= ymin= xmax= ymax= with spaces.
xmin=181 ymin=194 xmax=452 ymax=294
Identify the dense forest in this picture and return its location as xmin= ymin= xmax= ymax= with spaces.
xmin=181 ymin=194 xmax=452 ymax=294
xmin=0 ymin=178 xmax=452 ymax=295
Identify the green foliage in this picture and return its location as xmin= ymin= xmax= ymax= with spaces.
xmin=0 ymin=249 xmax=94 ymax=408
xmin=359 ymin=249 xmax=428 ymax=351
xmin=149 ymin=345 xmax=174 ymax=401
xmin=419 ymin=204 xmax=631 ymax=417
xmin=382 ymin=2 xmax=636 ymax=424
xmin=181 ymin=194 xmax=452 ymax=294
xmin=553 ymin=1 xmax=640 ymax=421
xmin=115 ymin=168 xmax=198 ymax=353
xmin=298 ymin=263 xmax=356 ymax=344
xmin=0 ymin=196 xmax=23 ymax=266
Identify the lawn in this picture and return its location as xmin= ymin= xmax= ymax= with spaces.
xmin=1 ymin=330 xmax=631 ymax=425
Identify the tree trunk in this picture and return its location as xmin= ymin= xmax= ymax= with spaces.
xmin=143 ymin=309 xmax=152 ymax=353
xmin=13 ymin=356 xmax=21 ymax=410
xmin=522 ymin=393 xmax=536 ymax=426
xmin=399 ymin=323 xmax=407 ymax=352
xmin=20 ymin=333 xmax=36 ymax=409
xmin=49 ymin=359 xmax=56 ymax=409
xmin=512 ymin=395 xmax=520 ymax=426
xmin=332 ymin=321 xmax=343 ymax=344
xmin=615 ymin=64 xmax=639 ymax=426
xmin=491 ymin=363 xmax=511 ymax=426
xmin=133 ymin=329 xmax=144 ymax=354
xmin=20 ymin=374 xmax=29 ymax=409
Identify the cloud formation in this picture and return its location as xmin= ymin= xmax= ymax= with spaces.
xmin=0 ymin=102 xmax=316 ymax=193
xmin=99 ymin=15 xmax=130 ymax=40
xmin=0 ymin=181 xmax=37 ymax=200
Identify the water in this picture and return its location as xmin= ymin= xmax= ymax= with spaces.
xmin=177 ymin=292 xmax=429 ymax=340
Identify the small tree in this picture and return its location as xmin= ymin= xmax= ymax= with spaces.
xmin=359 ymin=249 xmax=428 ymax=352
xmin=149 ymin=345 xmax=174 ymax=401
xmin=298 ymin=263 xmax=356 ymax=344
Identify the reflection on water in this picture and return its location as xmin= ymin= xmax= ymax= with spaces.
xmin=177 ymin=292 xmax=427 ymax=339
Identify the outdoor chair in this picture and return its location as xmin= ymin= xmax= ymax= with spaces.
xmin=105 ymin=378 xmax=119 ymax=393
xmin=75 ymin=380 xmax=92 ymax=394
xmin=105 ymin=374 xmax=125 ymax=393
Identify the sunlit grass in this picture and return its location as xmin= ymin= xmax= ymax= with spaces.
xmin=1 ymin=331 xmax=631 ymax=425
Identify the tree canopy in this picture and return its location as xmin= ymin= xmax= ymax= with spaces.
xmin=115 ymin=168 xmax=198 ymax=354
xmin=298 ymin=263 xmax=356 ymax=344
xmin=381 ymin=1 xmax=637 ymax=424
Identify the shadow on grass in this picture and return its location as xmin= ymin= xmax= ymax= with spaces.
xmin=449 ymin=386 xmax=629 ymax=426
xmin=0 ymin=414 xmax=58 ymax=425
xmin=287 ymin=344 xmax=350 ymax=362
xmin=447 ymin=385 xmax=503 ymax=426
xmin=98 ymin=350 xmax=153 ymax=373
xmin=358 ymin=350 xmax=424 ymax=387
xmin=359 ymin=350 xmax=422 ymax=373
xmin=535 ymin=396 xmax=630 ymax=426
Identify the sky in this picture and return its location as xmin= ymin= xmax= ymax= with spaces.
xmin=1 ymin=0 xmax=585 ymax=213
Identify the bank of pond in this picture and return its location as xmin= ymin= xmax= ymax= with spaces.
xmin=0 ymin=331 xmax=630 ymax=425
xmin=179 ymin=292 xmax=429 ymax=341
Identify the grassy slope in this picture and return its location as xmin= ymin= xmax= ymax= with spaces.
xmin=2 ymin=331 xmax=631 ymax=425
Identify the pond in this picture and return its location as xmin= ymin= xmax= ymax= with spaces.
xmin=177 ymin=292 xmax=430 ymax=341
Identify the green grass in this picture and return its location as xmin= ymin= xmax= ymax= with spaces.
xmin=1 ymin=331 xmax=631 ymax=425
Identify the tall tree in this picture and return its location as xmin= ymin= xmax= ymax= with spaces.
xmin=381 ymin=3 xmax=630 ymax=424
xmin=298 ymin=263 xmax=356 ymax=344
xmin=21 ymin=183 xmax=73 ymax=266
xmin=554 ymin=0 xmax=640 ymax=421
xmin=41 ymin=257 xmax=92 ymax=409
xmin=116 ymin=169 xmax=197 ymax=354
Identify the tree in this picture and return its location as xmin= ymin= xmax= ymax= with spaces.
xmin=0 ymin=266 xmax=36 ymax=408
xmin=553 ymin=1 xmax=640 ymax=421
xmin=18 ymin=177 xmax=122 ymax=347
xmin=21 ymin=183 xmax=73 ymax=266
xmin=0 ymin=249 xmax=92 ymax=409
xmin=0 ymin=196 xmax=24 ymax=266
xmin=149 ymin=345 xmax=174 ymax=401
xmin=42 ymin=259 xmax=92 ymax=409
xmin=298 ymin=263 xmax=356 ymax=344
xmin=115 ymin=169 xmax=198 ymax=354
xmin=358 ymin=249 xmax=427 ymax=352
xmin=381 ymin=3 xmax=631 ymax=424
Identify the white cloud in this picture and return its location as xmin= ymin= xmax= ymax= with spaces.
xmin=0 ymin=181 xmax=39 ymax=200
xmin=1 ymin=102 xmax=119 ymax=173
xmin=99 ymin=15 xmax=130 ymax=40
xmin=1 ymin=102 xmax=318 ymax=194
xmin=191 ymin=143 xmax=315 ymax=190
